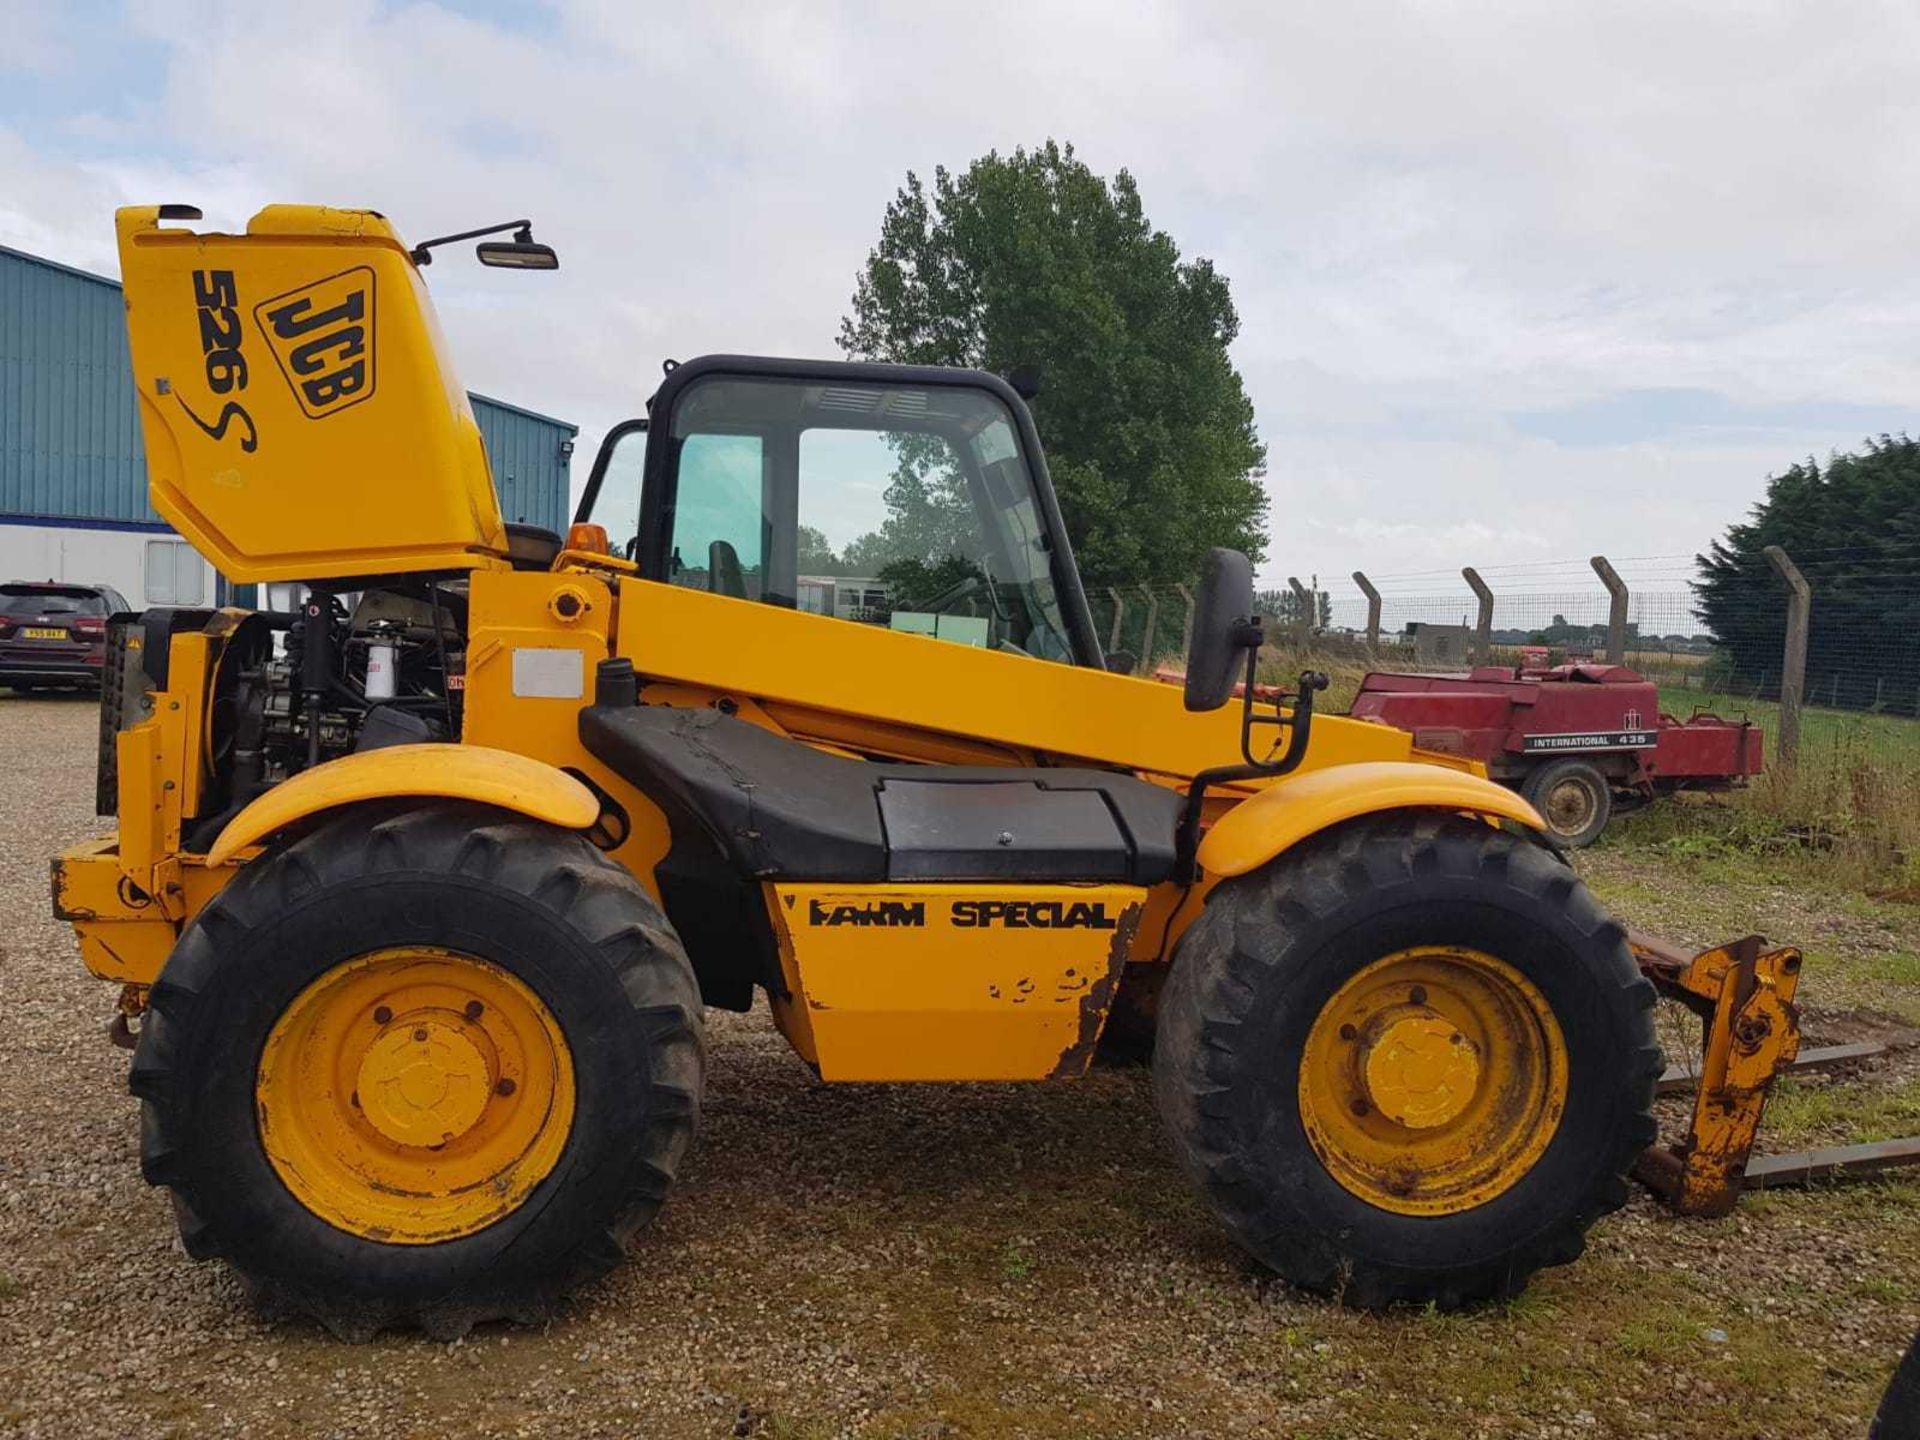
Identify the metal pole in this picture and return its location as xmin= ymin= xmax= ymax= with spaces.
xmin=1136 ymin=584 xmax=1159 ymax=676
xmin=1177 ymin=584 xmax=1195 ymax=661
xmin=1591 ymin=555 xmax=1629 ymax=665
xmin=1288 ymin=577 xmax=1312 ymax=650
xmin=1764 ymin=545 xmax=1809 ymax=767
xmin=1106 ymin=587 xmax=1126 ymax=654
xmin=1463 ymin=567 xmax=1494 ymax=665
xmin=1353 ymin=570 xmax=1381 ymax=651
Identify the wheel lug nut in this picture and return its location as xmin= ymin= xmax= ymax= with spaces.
xmin=1409 ymin=985 xmax=1427 ymax=1006
xmin=412 ymin=1028 xmax=428 ymax=1042
xmin=464 ymin=1000 xmax=484 ymax=1021
xmin=496 ymin=1077 xmax=517 ymax=1097
xmin=373 ymin=1006 xmax=392 ymax=1025
xmin=1338 ymin=1023 xmax=1358 ymax=1041
xmin=1350 ymin=1099 xmax=1369 ymax=1117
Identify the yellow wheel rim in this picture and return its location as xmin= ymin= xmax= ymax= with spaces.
xmin=1298 ymin=946 xmax=1567 ymax=1216
xmin=257 ymin=947 xmax=575 ymax=1244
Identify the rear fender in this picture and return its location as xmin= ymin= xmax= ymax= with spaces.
xmin=1196 ymin=761 xmax=1545 ymax=880
xmin=205 ymin=743 xmax=599 ymax=865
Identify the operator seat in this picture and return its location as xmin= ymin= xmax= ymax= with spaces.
xmin=707 ymin=541 xmax=747 ymax=599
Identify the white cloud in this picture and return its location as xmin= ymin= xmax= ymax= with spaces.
xmin=5 ymin=0 xmax=1918 ymax=594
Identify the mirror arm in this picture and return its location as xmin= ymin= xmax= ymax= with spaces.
xmin=409 ymin=219 xmax=535 ymax=266
xmin=1172 ymin=665 xmax=1331 ymax=884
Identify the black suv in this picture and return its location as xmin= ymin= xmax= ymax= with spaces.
xmin=0 ymin=582 xmax=132 ymax=694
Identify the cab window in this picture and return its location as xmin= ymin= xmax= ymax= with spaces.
xmin=653 ymin=375 xmax=1076 ymax=663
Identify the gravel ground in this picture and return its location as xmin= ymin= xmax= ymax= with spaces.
xmin=2 ymin=696 xmax=1916 ymax=1439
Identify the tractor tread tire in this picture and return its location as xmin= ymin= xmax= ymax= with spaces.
xmin=1154 ymin=812 xmax=1659 ymax=1310
xmin=133 ymin=802 xmax=703 ymax=1341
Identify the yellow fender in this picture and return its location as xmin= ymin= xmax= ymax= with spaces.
xmin=205 ymin=743 xmax=599 ymax=865
xmin=1196 ymin=761 xmax=1546 ymax=880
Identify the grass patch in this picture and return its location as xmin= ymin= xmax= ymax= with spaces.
xmin=1614 ymin=1301 xmax=1712 ymax=1359
xmin=1636 ymin=685 xmax=1920 ymax=893
xmin=1759 ymin=1073 xmax=1920 ymax=1147
xmin=1854 ymin=1275 xmax=1909 ymax=1303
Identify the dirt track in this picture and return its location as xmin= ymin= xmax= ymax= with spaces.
xmin=2 ymin=696 xmax=1915 ymax=1438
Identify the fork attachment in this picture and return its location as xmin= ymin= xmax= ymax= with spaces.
xmin=1628 ymin=931 xmax=1803 ymax=1216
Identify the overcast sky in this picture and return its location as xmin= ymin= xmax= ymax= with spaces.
xmin=6 ymin=0 xmax=1919 ymax=612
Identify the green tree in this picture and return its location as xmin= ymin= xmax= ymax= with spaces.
xmin=840 ymin=141 xmax=1268 ymax=583
xmin=796 ymin=524 xmax=841 ymax=574
xmin=875 ymin=554 xmax=982 ymax=611
xmin=838 ymin=445 xmax=979 ymax=575
xmin=1697 ymin=435 xmax=1920 ymax=710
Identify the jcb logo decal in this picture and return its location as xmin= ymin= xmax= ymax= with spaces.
xmin=255 ymin=267 xmax=376 ymax=418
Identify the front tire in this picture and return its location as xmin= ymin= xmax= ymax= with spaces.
xmin=131 ymin=802 xmax=703 ymax=1339
xmin=1153 ymin=813 xmax=1658 ymax=1309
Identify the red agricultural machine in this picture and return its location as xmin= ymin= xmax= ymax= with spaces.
xmin=1349 ymin=663 xmax=1763 ymax=846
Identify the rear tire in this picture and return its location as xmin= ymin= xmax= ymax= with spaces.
xmin=1153 ymin=813 xmax=1659 ymax=1309
xmin=1522 ymin=758 xmax=1613 ymax=848
xmin=1875 ymin=1329 xmax=1920 ymax=1439
xmin=131 ymin=802 xmax=703 ymax=1340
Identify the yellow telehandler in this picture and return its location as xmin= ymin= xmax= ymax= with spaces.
xmin=53 ymin=202 xmax=1682 ymax=1340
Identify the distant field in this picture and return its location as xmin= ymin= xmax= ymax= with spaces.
xmin=1652 ymin=683 xmax=1920 ymax=767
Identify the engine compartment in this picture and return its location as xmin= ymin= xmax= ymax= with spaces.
xmin=100 ymin=582 xmax=471 ymax=849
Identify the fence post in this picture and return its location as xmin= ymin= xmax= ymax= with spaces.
xmin=1353 ymin=570 xmax=1382 ymax=651
xmin=1177 ymin=584 xmax=1195 ymax=662
xmin=1136 ymin=584 xmax=1159 ymax=676
xmin=1764 ymin=544 xmax=1810 ymax=767
xmin=1105 ymin=587 xmax=1126 ymax=654
xmin=1288 ymin=577 xmax=1313 ymax=649
xmin=1462 ymin=567 xmax=1494 ymax=664
xmin=1590 ymin=555 xmax=1628 ymax=664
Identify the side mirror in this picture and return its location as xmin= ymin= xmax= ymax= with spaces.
xmin=476 ymin=240 xmax=559 ymax=270
xmin=1183 ymin=548 xmax=1261 ymax=712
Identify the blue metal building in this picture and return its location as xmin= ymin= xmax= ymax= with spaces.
xmin=0 ymin=243 xmax=575 ymax=602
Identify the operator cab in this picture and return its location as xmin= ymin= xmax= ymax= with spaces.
xmin=575 ymin=356 xmax=1105 ymax=667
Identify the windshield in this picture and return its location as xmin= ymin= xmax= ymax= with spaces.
xmin=646 ymin=374 xmax=1076 ymax=663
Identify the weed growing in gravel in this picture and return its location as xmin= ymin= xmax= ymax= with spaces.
xmin=1761 ymin=1074 xmax=1920 ymax=1147
xmin=1613 ymin=729 xmax=1920 ymax=895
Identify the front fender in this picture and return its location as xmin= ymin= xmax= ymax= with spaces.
xmin=1196 ymin=761 xmax=1545 ymax=880
xmin=205 ymin=743 xmax=599 ymax=865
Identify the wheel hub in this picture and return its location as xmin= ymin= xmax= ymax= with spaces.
xmin=1361 ymin=1014 xmax=1480 ymax=1130
xmin=1297 ymin=946 xmax=1569 ymax=1216
xmin=256 ymin=947 xmax=574 ymax=1244
xmin=1545 ymin=778 xmax=1596 ymax=833
xmin=357 ymin=1017 xmax=492 ymax=1148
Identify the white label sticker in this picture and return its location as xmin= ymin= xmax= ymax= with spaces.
xmin=511 ymin=647 xmax=584 ymax=699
